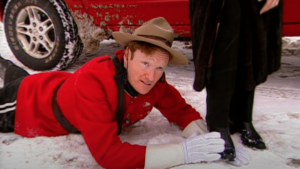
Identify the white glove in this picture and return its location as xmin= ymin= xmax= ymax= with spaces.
xmin=227 ymin=146 xmax=251 ymax=166
xmin=181 ymin=132 xmax=225 ymax=164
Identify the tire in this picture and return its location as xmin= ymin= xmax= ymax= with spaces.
xmin=3 ymin=0 xmax=83 ymax=71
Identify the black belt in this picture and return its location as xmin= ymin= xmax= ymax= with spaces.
xmin=52 ymin=88 xmax=80 ymax=134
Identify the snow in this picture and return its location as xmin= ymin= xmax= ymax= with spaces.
xmin=1 ymin=22 xmax=300 ymax=169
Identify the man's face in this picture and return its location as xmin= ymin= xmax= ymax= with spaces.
xmin=124 ymin=48 xmax=169 ymax=95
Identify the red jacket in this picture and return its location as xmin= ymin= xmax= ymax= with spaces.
xmin=15 ymin=50 xmax=202 ymax=169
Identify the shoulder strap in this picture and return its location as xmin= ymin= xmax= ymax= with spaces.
xmin=53 ymin=89 xmax=81 ymax=134
xmin=110 ymin=54 xmax=126 ymax=135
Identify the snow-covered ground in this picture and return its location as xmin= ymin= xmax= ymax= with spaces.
xmin=0 ymin=22 xmax=300 ymax=169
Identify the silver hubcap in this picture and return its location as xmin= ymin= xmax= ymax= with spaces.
xmin=16 ymin=6 xmax=56 ymax=59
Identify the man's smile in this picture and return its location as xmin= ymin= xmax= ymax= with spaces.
xmin=140 ymin=80 xmax=152 ymax=86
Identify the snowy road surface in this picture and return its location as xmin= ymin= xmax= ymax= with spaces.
xmin=0 ymin=23 xmax=300 ymax=169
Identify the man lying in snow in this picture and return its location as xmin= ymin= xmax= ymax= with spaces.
xmin=0 ymin=17 xmax=250 ymax=169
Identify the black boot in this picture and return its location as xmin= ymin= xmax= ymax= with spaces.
xmin=240 ymin=122 xmax=266 ymax=149
xmin=210 ymin=127 xmax=236 ymax=161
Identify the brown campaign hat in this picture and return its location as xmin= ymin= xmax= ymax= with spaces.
xmin=112 ymin=17 xmax=188 ymax=65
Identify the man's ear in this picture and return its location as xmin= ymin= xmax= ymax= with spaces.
xmin=123 ymin=48 xmax=129 ymax=68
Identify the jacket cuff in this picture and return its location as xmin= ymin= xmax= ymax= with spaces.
xmin=182 ymin=119 xmax=208 ymax=138
xmin=145 ymin=144 xmax=184 ymax=169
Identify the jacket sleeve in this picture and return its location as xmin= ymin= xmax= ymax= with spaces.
xmin=182 ymin=119 xmax=208 ymax=138
xmin=145 ymin=144 xmax=184 ymax=169
xmin=153 ymin=80 xmax=202 ymax=129
xmin=73 ymin=68 xmax=146 ymax=169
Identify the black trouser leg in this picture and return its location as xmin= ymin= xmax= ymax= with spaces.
xmin=205 ymin=0 xmax=240 ymax=130
xmin=228 ymin=80 xmax=266 ymax=149
xmin=205 ymin=0 xmax=241 ymax=161
xmin=0 ymin=76 xmax=26 ymax=132
xmin=0 ymin=56 xmax=29 ymax=132
xmin=0 ymin=56 xmax=29 ymax=86
xmin=229 ymin=82 xmax=256 ymax=128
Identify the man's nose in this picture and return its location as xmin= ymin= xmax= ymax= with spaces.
xmin=146 ymin=69 xmax=155 ymax=81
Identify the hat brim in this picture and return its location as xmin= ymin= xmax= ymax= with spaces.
xmin=112 ymin=32 xmax=188 ymax=65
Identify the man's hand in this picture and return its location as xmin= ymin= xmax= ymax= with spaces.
xmin=259 ymin=0 xmax=279 ymax=14
xmin=181 ymin=132 xmax=225 ymax=164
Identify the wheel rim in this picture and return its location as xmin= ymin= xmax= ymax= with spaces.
xmin=16 ymin=6 xmax=56 ymax=59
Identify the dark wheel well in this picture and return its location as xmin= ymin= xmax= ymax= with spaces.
xmin=1 ymin=0 xmax=8 ymax=11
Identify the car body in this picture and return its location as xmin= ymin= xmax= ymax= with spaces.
xmin=63 ymin=0 xmax=300 ymax=37
xmin=64 ymin=0 xmax=191 ymax=37
xmin=0 ymin=0 xmax=299 ymax=70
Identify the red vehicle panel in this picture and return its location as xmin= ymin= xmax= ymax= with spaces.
xmin=65 ymin=0 xmax=191 ymax=37
xmin=0 ymin=0 xmax=299 ymax=71
xmin=1 ymin=0 xmax=300 ymax=36
xmin=282 ymin=0 xmax=300 ymax=36
xmin=64 ymin=0 xmax=300 ymax=37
